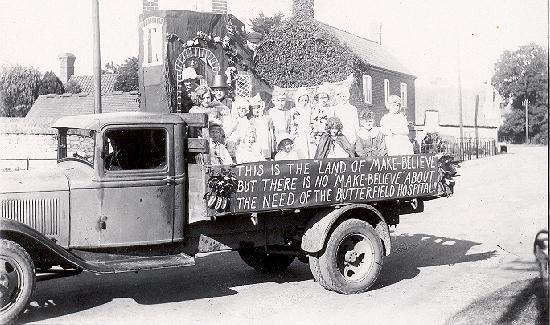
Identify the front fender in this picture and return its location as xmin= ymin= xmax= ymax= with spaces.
xmin=301 ymin=204 xmax=391 ymax=256
xmin=0 ymin=218 xmax=84 ymax=269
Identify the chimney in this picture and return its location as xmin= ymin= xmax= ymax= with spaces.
xmin=143 ymin=0 xmax=159 ymax=12
xmin=292 ymin=0 xmax=314 ymax=18
xmin=58 ymin=53 xmax=76 ymax=84
xmin=212 ymin=0 xmax=227 ymax=14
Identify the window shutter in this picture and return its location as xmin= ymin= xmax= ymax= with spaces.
xmin=384 ymin=79 xmax=390 ymax=105
xmin=400 ymin=83 xmax=408 ymax=107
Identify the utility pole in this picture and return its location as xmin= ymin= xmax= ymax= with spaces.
xmin=457 ymin=38 xmax=464 ymax=160
xmin=92 ymin=0 xmax=102 ymax=113
xmin=474 ymin=94 xmax=479 ymax=158
xmin=378 ymin=23 xmax=383 ymax=45
xmin=523 ymin=98 xmax=529 ymax=143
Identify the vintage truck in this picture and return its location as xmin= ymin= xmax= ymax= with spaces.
xmin=0 ymin=112 xmax=447 ymax=323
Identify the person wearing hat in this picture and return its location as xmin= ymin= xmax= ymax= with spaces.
xmin=380 ymin=95 xmax=413 ymax=155
xmin=249 ymin=94 xmax=276 ymax=159
xmin=235 ymin=126 xmax=265 ymax=164
xmin=180 ymin=67 xmax=202 ymax=113
xmin=332 ymin=84 xmax=359 ymax=146
xmin=311 ymin=82 xmax=335 ymax=150
xmin=208 ymin=120 xmax=234 ymax=165
xmin=355 ymin=110 xmax=387 ymax=157
xmin=274 ymin=133 xmax=299 ymax=161
xmin=210 ymin=73 xmax=232 ymax=111
xmin=269 ymin=92 xmax=296 ymax=145
xmin=292 ymin=88 xmax=315 ymax=159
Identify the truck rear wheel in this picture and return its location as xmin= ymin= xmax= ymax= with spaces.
xmin=309 ymin=218 xmax=383 ymax=294
xmin=0 ymin=239 xmax=35 ymax=324
xmin=238 ymin=249 xmax=295 ymax=274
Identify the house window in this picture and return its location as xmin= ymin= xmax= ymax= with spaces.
xmin=400 ymin=82 xmax=408 ymax=107
xmin=362 ymin=75 xmax=372 ymax=104
xmin=384 ymin=79 xmax=390 ymax=105
xmin=142 ymin=18 xmax=164 ymax=67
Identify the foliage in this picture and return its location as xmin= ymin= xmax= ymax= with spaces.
xmin=65 ymin=79 xmax=82 ymax=94
xmin=253 ymin=16 xmax=365 ymax=87
xmin=103 ymin=61 xmax=119 ymax=74
xmin=38 ymin=71 xmax=64 ymax=95
xmin=492 ymin=43 xmax=548 ymax=144
xmin=249 ymin=12 xmax=284 ymax=37
xmin=0 ymin=65 xmax=41 ymax=117
xmin=113 ymin=57 xmax=139 ymax=92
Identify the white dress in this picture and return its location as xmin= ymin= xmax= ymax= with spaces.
xmin=331 ymin=103 xmax=359 ymax=145
xmin=379 ymin=113 xmax=413 ymax=156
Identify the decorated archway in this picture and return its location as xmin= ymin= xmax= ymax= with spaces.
xmin=174 ymin=47 xmax=220 ymax=106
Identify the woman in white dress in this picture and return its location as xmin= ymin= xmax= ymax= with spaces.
xmin=269 ymin=92 xmax=295 ymax=144
xmin=249 ymin=94 xmax=276 ymax=159
xmin=332 ymin=84 xmax=359 ymax=145
xmin=292 ymin=88 xmax=315 ymax=159
xmin=380 ymin=95 xmax=413 ymax=156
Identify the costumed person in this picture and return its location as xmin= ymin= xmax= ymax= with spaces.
xmin=408 ymin=125 xmax=421 ymax=154
xmin=355 ymin=110 xmax=387 ymax=157
xmin=380 ymin=95 xmax=414 ymax=155
xmin=249 ymin=94 xmax=276 ymax=159
xmin=179 ymin=67 xmax=202 ymax=113
xmin=292 ymin=88 xmax=315 ymax=159
xmin=210 ymin=73 xmax=233 ymax=111
xmin=235 ymin=126 xmax=265 ymax=164
xmin=207 ymin=120 xmax=233 ymax=165
xmin=314 ymin=116 xmax=356 ymax=159
xmin=311 ymin=82 xmax=335 ymax=147
xmin=274 ymin=133 xmax=299 ymax=161
xmin=332 ymin=83 xmax=359 ymax=145
xmin=189 ymin=85 xmax=229 ymax=121
xmin=225 ymin=97 xmax=251 ymax=158
xmin=269 ymin=92 xmax=295 ymax=143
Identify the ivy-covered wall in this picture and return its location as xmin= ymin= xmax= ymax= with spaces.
xmin=254 ymin=16 xmax=366 ymax=88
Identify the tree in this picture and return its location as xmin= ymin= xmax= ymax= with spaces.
xmin=113 ymin=57 xmax=138 ymax=92
xmin=65 ymin=79 xmax=82 ymax=94
xmin=492 ymin=43 xmax=548 ymax=144
xmin=248 ymin=12 xmax=284 ymax=39
xmin=0 ymin=65 xmax=41 ymax=117
xmin=38 ymin=71 xmax=64 ymax=95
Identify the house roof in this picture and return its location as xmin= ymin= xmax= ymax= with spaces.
xmin=415 ymin=85 xmax=503 ymax=128
xmin=67 ymin=74 xmax=119 ymax=94
xmin=318 ymin=22 xmax=414 ymax=77
xmin=25 ymin=92 xmax=140 ymax=127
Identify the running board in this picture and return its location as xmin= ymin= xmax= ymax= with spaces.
xmin=84 ymin=253 xmax=195 ymax=274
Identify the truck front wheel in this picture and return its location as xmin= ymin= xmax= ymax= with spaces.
xmin=238 ymin=249 xmax=295 ymax=274
xmin=0 ymin=239 xmax=35 ymax=324
xmin=309 ymin=218 xmax=383 ymax=294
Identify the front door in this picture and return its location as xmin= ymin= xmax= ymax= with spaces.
xmin=98 ymin=125 xmax=174 ymax=246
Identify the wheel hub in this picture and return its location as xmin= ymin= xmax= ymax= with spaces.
xmin=338 ymin=235 xmax=374 ymax=282
xmin=0 ymin=260 xmax=20 ymax=310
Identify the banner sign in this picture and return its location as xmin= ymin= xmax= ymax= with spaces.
xmin=227 ymin=154 xmax=439 ymax=213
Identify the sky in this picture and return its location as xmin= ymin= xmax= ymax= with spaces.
xmin=0 ymin=0 xmax=547 ymax=88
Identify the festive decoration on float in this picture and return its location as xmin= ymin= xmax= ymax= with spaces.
xmin=437 ymin=155 xmax=459 ymax=196
xmin=204 ymin=167 xmax=237 ymax=212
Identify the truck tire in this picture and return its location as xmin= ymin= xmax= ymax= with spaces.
xmin=310 ymin=218 xmax=383 ymax=294
xmin=238 ymin=249 xmax=295 ymax=274
xmin=0 ymin=239 xmax=36 ymax=324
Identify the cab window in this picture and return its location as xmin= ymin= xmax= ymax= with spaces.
xmin=104 ymin=128 xmax=167 ymax=171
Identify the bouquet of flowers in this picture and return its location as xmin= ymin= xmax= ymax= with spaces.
xmin=204 ymin=167 xmax=237 ymax=212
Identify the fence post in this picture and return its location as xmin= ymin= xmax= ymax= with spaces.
xmin=26 ymin=157 xmax=30 ymax=170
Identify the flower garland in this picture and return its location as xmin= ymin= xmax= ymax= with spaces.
xmin=204 ymin=166 xmax=237 ymax=212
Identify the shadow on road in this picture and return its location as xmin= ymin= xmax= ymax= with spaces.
xmin=445 ymin=277 xmax=548 ymax=325
xmin=17 ymin=252 xmax=312 ymax=324
xmin=373 ymin=233 xmax=497 ymax=290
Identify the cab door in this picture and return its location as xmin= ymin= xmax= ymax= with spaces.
xmin=98 ymin=125 xmax=175 ymax=246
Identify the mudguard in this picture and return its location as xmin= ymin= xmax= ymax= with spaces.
xmin=0 ymin=218 xmax=95 ymax=271
xmin=301 ymin=204 xmax=391 ymax=256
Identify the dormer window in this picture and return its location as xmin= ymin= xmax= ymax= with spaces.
xmin=142 ymin=17 xmax=164 ymax=67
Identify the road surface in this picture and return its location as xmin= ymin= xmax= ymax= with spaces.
xmin=18 ymin=145 xmax=548 ymax=325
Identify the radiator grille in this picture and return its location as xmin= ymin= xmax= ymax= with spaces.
xmin=1 ymin=198 xmax=60 ymax=236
